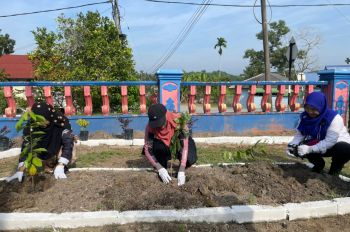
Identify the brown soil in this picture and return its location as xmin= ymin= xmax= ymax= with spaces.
xmin=1 ymin=162 xmax=349 ymax=213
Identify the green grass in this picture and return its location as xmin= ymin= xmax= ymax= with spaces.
xmin=74 ymin=143 xmax=350 ymax=177
xmin=75 ymin=147 xmax=141 ymax=167
xmin=76 ymin=151 xmax=122 ymax=167
xmin=196 ymin=143 xmax=291 ymax=164
xmin=2 ymin=143 xmax=350 ymax=178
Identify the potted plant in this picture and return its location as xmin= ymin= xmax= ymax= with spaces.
xmin=0 ymin=125 xmax=10 ymax=151
xmin=117 ymin=117 xmax=133 ymax=140
xmin=76 ymin=119 xmax=90 ymax=141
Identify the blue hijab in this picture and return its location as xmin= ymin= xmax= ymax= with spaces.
xmin=297 ymin=92 xmax=338 ymax=140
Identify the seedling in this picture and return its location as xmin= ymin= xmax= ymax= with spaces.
xmin=15 ymin=110 xmax=48 ymax=188
xmin=169 ymin=112 xmax=191 ymax=176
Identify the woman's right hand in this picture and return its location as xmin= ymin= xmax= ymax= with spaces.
xmin=5 ymin=172 xmax=24 ymax=182
xmin=6 ymin=162 xmax=25 ymax=183
xmin=158 ymin=168 xmax=172 ymax=184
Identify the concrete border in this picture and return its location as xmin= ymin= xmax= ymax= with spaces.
xmin=1 ymin=199 xmax=350 ymax=230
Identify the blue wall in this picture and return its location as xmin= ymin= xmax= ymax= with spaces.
xmin=1 ymin=113 xmax=300 ymax=139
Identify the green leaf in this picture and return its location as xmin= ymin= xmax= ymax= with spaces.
xmin=33 ymin=148 xmax=47 ymax=153
xmin=35 ymin=115 xmax=46 ymax=122
xmin=19 ymin=146 xmax=29 ymax=158
xmin=32 ymin=131 xmax=46 ymax=135
xmin=25 ymin=152 xmax=33 ymax=165
xmin=22 ymin=111 xmax=29 ymax=121
xmin=32 ymin=157 xmax=43 ymax=167
xmin=15 ymin=117 xmax=25 ymax=132
xmin=29 ymin=111 xmax=37 ymax=120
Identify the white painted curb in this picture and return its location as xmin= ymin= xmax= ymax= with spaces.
xmin=0 ymin=148 xmax=20 ymax=159
xmin=231 ymin=205 xmax=287 ymax=224
xmin=0 ymin=211 xmax=119 ymax=230
xmin=1 ymin=199 xmax=350 ymax=230
xmin=334 ymin=197 xmax=350 ymax=215
xmin=285 ymin=200 xmax=338 ymax=220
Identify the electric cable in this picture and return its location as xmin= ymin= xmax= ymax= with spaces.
xmin=144 ymin=0 xmax=350 ymax=8
xmin=149 ymin=0 xmax=207 ymax=72
xmin=0 ymin=1 xmax=110 ymax=18
xmin=149 ymin=0 xmax=211 ymax=73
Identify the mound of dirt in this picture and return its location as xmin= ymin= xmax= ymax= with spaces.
xmin=1 ymin=162 xmax=349 ymax=213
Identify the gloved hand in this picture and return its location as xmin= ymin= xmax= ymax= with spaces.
xmin=298 ymin=145 xmax=312 ymax=157
xmin=54 ymin=164 xmax=67 ymax=180
xmin=177 ymin=171 xmax=186 ymax=186
xmin=6 ymin=162 xmax=25 ymax=183
xmin=5 ymin=171 xmax=24 ymax=182
xmin=286 ymin=144 xmax=298 ymax=157
xmin=158 ymin=168 xmax=172 ymax=184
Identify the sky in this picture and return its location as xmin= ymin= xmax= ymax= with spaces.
xmin=0 ymin=0 xmax=349 ymax=75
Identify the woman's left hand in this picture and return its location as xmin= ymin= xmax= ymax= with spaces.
xmin=298 ymin=145 xmax=312 ymax=157
xmin=54 ymin=164 xmax=67 ymax=179
xmin=177 ymin=171 xmax=186 ymax=186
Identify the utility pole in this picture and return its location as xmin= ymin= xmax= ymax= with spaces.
xmin=110 ymin=0 xmax=122 ymax=34
xmin=260 ymin=0 xmax=270 ymax=82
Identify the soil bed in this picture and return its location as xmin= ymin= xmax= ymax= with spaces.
xmin=0 ymin=162 xmax=349 ymax=213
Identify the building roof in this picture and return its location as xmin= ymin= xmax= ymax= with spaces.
xmin=0 ymin=54 xmax=34 ymax=80
xmin=244 ymin=72 xmax=288 ymax=82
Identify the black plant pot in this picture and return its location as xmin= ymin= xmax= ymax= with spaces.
xmin=124 ymin=128 xmax=134 ymax=140
xmin=0 ymin=136 xmax=10 ymax=151
xmin=79 ymin=131 xmax=89 ymax=141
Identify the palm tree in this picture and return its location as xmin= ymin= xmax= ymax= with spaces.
xmin=214 ymin=37 xmax=227 ymax=78
xmin=345 ymin=57 xmax=350 ymax=64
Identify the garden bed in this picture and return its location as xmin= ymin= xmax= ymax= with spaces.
xmin=1 ymin=162 xmax=349 ymax=213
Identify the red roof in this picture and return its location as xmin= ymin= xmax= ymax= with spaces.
xmin=0 ymin=54 xmax=34 ymax=80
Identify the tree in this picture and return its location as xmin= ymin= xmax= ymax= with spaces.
xmin=29 ymin=11 xmax=137 ymax=113
xmin=0 ymin=30 xmax=15 ymax=79
xmin=294 ymin=28 xmax=321 ymax=73
xmin=243 ymin=20 xmax=289 ymax=78
xmin=214 ymin=37 xmax=227 ymax=78
xmin=0 ymin=30 xmax=15 ymax=56
xmin=243 ymin=20 xmax=321 ymax=79
xmin=346 ymin=58 xmax=350 ymax=64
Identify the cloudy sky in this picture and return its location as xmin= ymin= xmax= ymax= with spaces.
xmin=0 ymin=0 xmax=349 ymax=75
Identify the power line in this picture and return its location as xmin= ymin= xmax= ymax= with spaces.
xmin=327 ymin=0 xmax=350 ymax=24
xmin=144 ymin=0 xmax=350 ymax=8
xmin=0 ymin=1 xmax=110 ymax=18
xmin=149 ymin=0 xmax=211 ymax=73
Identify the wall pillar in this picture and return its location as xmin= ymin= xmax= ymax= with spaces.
xmin=318 ymin=66 xmax=350 ymax=124
xmin=156 ymin=69 xmax=182 ymax=112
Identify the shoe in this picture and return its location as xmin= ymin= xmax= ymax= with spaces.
xmin=311 ymin=166 xmax=324 ymax=173
xmin=329 ymin=164 xmax=344 ymax=176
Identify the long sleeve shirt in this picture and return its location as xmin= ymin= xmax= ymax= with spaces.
xmin=290 ymin=114 xmax=350 ymax=154
xmin=143 ymin=112 xmax=189 ymax=169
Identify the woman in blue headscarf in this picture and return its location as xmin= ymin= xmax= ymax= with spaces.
xmin=287 ymin=92 xmax=350 ymax=175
